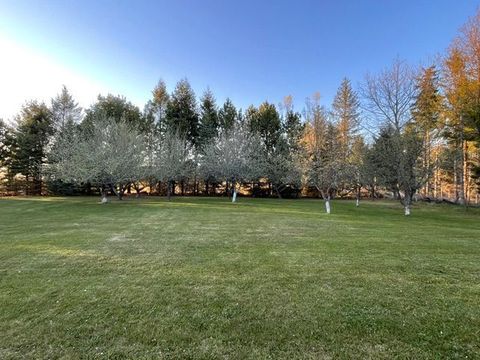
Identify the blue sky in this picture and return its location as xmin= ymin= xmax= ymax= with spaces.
xmin=0 ymin=1 xmax=478 ymax=120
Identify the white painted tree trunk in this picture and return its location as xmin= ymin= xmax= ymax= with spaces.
xmin=101 ymin=192 xmax=108 ymax=204
xmin=404 ymin=205 xmax=411 ymax=216
xmin=325 ymin=199 xmax=331 ymax=214
xmin=356 ymin=198 xmax=360 ymax=207
xmin=232 ymin=189 xmax=237 ymax=203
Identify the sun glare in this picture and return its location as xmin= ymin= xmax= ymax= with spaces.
xmin=0 ymin=34 xmax=109 ymax=121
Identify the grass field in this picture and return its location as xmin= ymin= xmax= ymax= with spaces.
xmin=0 ymin=196 xmax=479 ymax=359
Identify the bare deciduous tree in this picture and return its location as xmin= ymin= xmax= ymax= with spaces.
xmin=50 ymin=115 xmax=145 ymax=203
xmin=154 ymin=130 xmax=194 ymax=201
xmin=361 ymin=58 xmax=417 ymax=132
xmin=302 ymin=97 xmax=349 ymax=213
xmin=201 ymin=122 xmax=258 ymax=202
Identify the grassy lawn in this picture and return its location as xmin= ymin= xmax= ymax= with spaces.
xmin=0 ymin=196 xmax=479 ymax=359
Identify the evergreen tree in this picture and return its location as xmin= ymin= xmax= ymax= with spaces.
xmin=442 ymin=12 xmax=480 ymax=204
xmin=331 ymin=78 xmax=363 ymax=197
xmin=0 ymin=119 xmax=10 ymax=167
xmin=411 ymin=66 xmax=442 ymax=197
xmin=282 ymin=96 xmax=304 ymax=151
xmin=51 ymin=86 xmax=82 ymax=132
xmin=368 ymin=125 xmax=401 ymax=197
xmin=249 ymin=101 xmax=281 ymax=153
xmin=144 ymin=79 xmax=170 ymax=135
xmin=9 ymin=102 xmax=53 ymax=194
xmin=48 ymin=87 xmax=83 ymax=194
xmin=165 ymin=78 xmax=199 ymax=144
xmin=218 ymin=98 xmax=237 ymax=131
xmin=0 ymin=120 xmax=15 ymax=190
xmin=367 ymin=124 xmax=425 ymax=215
xmin=332 ymin=78 xmax=360 ymax=161
xmin=83 ymin=94 xmax=144 ymax=133
xmin=198 ymin=89 xmax=219 ymax=148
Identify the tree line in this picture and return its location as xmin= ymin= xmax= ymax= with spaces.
xmin=2 ymin=10 xmax=480 ymax=215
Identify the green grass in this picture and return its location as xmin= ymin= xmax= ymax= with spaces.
xmin=0 ymin=196 xmax=479 ymax=359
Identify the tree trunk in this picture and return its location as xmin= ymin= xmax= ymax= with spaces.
xmin=393 ymin=188 xmax=401 ymax=200
xmin=232 ymin=188 xmax=237 ymax=203
xmin=403 ymin=191 xmax=412 ymax=216
xmin=117 ymin=185 xmax=124 ymax=200
xmin=100 ymin=186 xmax=108 ymax=204
xmin=325 ymin=195 xmax=331 ymax=214
xmin=356 ymin=186 xmax=360 ymax=207
xmin=433 ymin=155 xmax=438 ymax=199
xmin=33 ymin=176 xmax=42 ymax=195
xmin=457 ymin=116 xmax=466 ymax=205
xmin=133 ymin=183 xmax=142 ymax=198
xmin=274 ymin=184 xmax=282 ymax=199
xmin=319 ymin=190 xmax=331 ymax=214
xmin=463 ymin=141 xmax=469 ymax=208
xmin=167 ymin=181 xmax=172 ymax=201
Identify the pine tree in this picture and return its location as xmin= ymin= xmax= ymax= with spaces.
xmin=9 ymin=102 xmax=53 ymax=195
xmin=51 ymin=86 xmax=82 ymax=132
xmin=332 ymin=78 xmax=360 ymax=161
xmin=48 ymin=87 xmax=82 ymax=194
xmin=249 ymin=101 xmax=281 ymax=153
xmin=198 ymin=89 xmax=219 ymax=148
xmin=165 ymin=78 xmax=199 ymax=145
xmin=282 ymin=96 xmax=304 ymax=152
xmin=367 ymin=124 xmax=425 ymax=215
xmin=83 ymin=94 xmax=144 ymax=133
xmin=144 ymin=79 xmax=170 ymax=135
xmin=0 ymin=119 xmax=10 ymax=167
xmin=411 ymin=66 xmax=442 ymax=197
xmin=442 ymin=11 xmax=480 ymax=204
xmin=218 ymin=98 xmax=237 ymax=131
xmin=0 ymin=120 xmax=14 ymax=189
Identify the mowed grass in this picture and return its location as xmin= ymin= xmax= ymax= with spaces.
xmin=0 ymin=197 xmax=479 ymax=359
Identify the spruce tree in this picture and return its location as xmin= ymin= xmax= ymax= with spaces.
xmin=9 ymin=102 xmax=53 ymax=194
xmin=332 ymin=78 xmax=360 ymax=161
xmin=144 ymin=79 xmax=170 ymax=135
xmin=51 ymin=86 xmax=82 ymax=132
xmin=198 ymin=89 xmax=219 ymax=148
xmin=411 ymin=66 xmax=442 ymax=197
xmin=49 ymin=87 xmax=82 ymax=194
xmin=249 ymin=102 xmax=281 ymax=153
xmin=218 ymin=98 xmax=237 ymax=132
xmin=83 ymin=94 xmax=144 ymax=133
xmin=165 ymin=78 xmax=199 ymax=145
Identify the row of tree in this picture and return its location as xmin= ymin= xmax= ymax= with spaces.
xmin=2 ymin=10 xmax=480 ymax=215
